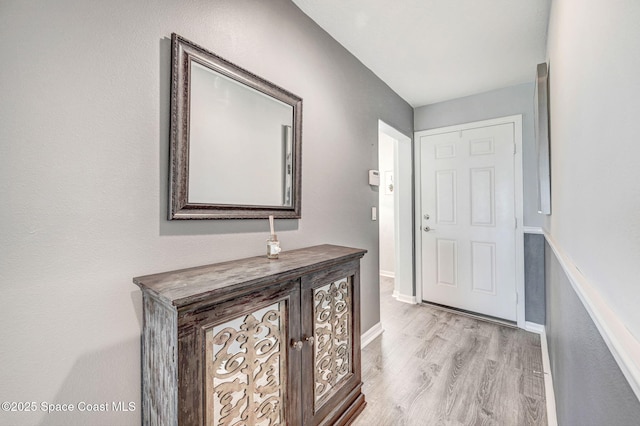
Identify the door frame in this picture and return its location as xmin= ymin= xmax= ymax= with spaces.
xmin=414 ymin=115 xmax=525 ymax=328
xmin=379 ymin=120 xmax=415 ymax=304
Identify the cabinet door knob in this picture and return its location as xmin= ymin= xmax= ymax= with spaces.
xmin=305 ymin=336 xmax=315 ymax=346
xmin=291 ymin=340 xmax=303 ymax=351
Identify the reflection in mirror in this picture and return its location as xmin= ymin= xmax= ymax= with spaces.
xmin=188 ymin=62 xmax=294 ymax=207
xmin=169 ymin=33 xmax=302 ymax=219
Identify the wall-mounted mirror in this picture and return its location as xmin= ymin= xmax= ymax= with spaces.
xmin=535 ymin=62 xmax=551 ymax=215
xmin=169 ymin=33 xmax=302 ymax=219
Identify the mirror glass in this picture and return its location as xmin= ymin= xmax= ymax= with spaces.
xmin=169 ymin=34 xmax=302 ymax=220
xmin=189 ymin=62 xmax=294 ymax=207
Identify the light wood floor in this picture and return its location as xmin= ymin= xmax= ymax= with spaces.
xmin=353 ymin=277 xmax=547 ymax=426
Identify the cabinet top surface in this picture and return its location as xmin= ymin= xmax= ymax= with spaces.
xmin=133 ymin=244 xmax=366 ymax=307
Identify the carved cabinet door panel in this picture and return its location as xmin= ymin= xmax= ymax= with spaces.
xmin=300 ymin=260 xmax=364 ymax=426
xmin=178 ymin=279 xmax=302 ymax=426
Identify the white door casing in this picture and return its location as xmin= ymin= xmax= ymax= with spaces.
xmin=379 ymin=120 xmax=415 ymax=304
xmin=414 ymin=116 xmax=525 ymax=326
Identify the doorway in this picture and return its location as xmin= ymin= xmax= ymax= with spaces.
xmin=378 ymin=121 xmax=414 ymax=304
xmin=414 ymin=116 xmax=525 ymax=326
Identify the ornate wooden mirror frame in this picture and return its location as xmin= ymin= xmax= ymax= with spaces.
xmin=169 ymin=33 xmax=302 ymax=220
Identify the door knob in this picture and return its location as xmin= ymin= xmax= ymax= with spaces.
xmin=423 ymin=226 xmax=435 ymax=232
xmin=291 ymin=340 xmax=303 ymax=351
xmin=305 ymin=336 xmax=315 ymax=346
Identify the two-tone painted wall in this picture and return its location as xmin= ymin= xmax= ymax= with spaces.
xmin=542 ymin=0 xmax=640 ymax=423
xmin=0 ymin=1 xmax=412 ymax=424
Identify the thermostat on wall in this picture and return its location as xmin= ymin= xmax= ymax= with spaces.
xmin=368 ymin=170 xmax=380 ymax=186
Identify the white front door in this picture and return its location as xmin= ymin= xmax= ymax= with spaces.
xmin=418 ymin=122 xmax=517 ymax=321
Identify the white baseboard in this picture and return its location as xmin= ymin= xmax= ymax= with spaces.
xmin=540 ymin=328 xmax=559 ymax=426
xmin=380 ymin=270 xmax=395 ymax=278
xmin=525 ymin=321 xmax=545 ymax=334
xmin=361 ymin=322 xmax=384 ymax=348
xmin=393 ymin=293 xmax=417 ymax=304
xmin=392 ymin=289 xmax=399 ymax=298
xmin=524 ymin=323 xmax=558 ymax=426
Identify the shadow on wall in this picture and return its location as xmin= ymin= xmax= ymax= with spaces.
xmin=35 ymin=336 xmax=141 ymax=426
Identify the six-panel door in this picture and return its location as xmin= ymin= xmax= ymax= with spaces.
xmin=419 ymin=123 xmax=517 ymax=321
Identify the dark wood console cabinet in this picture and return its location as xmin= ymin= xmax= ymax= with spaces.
xmin=134 ymin=244 xmax=367 ymax=425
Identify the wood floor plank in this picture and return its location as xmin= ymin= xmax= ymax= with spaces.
xmin=458 ymin=359 xmax=499 ymax=425
xmin=352 ymin=277 xmax=548 ymax=426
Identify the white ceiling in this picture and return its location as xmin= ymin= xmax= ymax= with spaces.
xmin=292 ymin=0 xmax=552 ymax=107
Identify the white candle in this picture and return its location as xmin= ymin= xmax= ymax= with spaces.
xmin=269 ymin=215 xmax=275 ymax=236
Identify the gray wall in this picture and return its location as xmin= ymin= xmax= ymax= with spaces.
xmin=414 ymin=83 xmax=542 ymax=228
xmin=524 ymin=233 xmax=545 ymax=324
xmin=0 ymin=1 xmax=412 ymax=424
xmin=545 ymin=242 xmax=640 ymax=425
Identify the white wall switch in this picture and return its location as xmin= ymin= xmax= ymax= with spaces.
xmin=371 ymin=206 xmax=377 ymax=221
